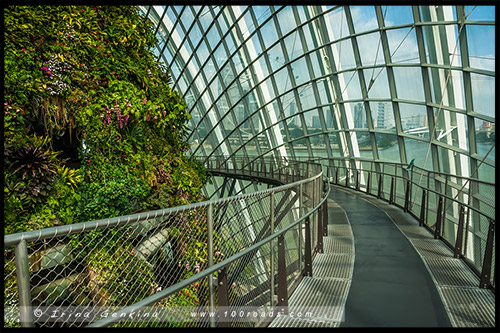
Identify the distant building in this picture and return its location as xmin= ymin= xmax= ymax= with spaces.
xmin=377 ymin=102 xmax=386 ymax=129
xmin=354 ymin=103 xmax=366 ymax=128
xmin=312 ymin=115 xmax=321 ymax=129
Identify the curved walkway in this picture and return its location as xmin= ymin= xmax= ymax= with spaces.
xmin=330 ymin=186 xmax=451 ymax=327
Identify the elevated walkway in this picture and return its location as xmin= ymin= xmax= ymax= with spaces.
xmin=271 ymin=184 xmax=495 ymax=327
xmin=4 ymin=157 xmax=495 ymax=328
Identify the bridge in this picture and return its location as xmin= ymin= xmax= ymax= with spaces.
xmin=3 ymin=156 xmax=495 ymax=328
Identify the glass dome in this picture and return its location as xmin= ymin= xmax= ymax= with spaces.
xmin=138 ymin=5 xmax=495 ymax=183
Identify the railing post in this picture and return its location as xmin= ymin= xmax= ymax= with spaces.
xmin=217 ymin=267 xmax=230 ymax=327
xmin=277 ymin=234 xmax=288 ymax=314
xmin=434 ymin=196 xmax=443 ymax=239
xmin=317 ymin=204 xmax=323 ymax=254
xmin=345 ymin=169 xmax=349 ymax=187
xmin=377 ymin=174 xmax=383 ymax=199
xmin=442 ymin=176 xmax=448 ymax=238
xmin=15 ymin=240 xmax=34 ymax=327
xmin=323 ymin=200 xmax=328 ymax=237
xmin=335 ymin=167 xmax=339 ymax=185
xmin=298 ymin=183 xmax=303 ymax=274
xmin=480 ymin=219 xmax=495 ymax=289
xmin=419 ymin=189 xmax=426 ymax=226
xmin=366 ymin=171 xmax=371 ymax=194
xmin=454 ymin=205 xmax=466 ymax=258
xmin=404 ymin=180 xmax=410 ymax=212
xmin=207 ymin=204 xmax=215 ymax=327
xmin=355 ymin=170 xmax=360 ymax=190
xmin=389 ymin=177 xmax=395 ymax=204
xmin=270 ymin=194 xmax=275 ymax=307
xmin=303 ymin=217 xmax=312 ymax=277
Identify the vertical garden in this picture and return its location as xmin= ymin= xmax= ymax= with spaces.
xmin=4 ymin=6 xmax=213 ymax=326
xmin=4 ymin=6 xmax=207 ymax=233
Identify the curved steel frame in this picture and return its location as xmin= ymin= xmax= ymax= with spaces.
xmin=138 ymin=5 xmax=495 ymax=188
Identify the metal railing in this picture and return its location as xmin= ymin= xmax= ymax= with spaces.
xmin=4 ymin=156 xmax=329 ymax=328
xmin=304 ymin=156 xmax=495 ymax=291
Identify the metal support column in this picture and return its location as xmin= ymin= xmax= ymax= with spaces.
xmin=454 ymin=205 xmax=465 ymax=258
xmin=270 ymin=193 xmax=275 ymax=307
xmin=207 ymin=204 xmax=215 ymax=327
xmin=217 ymin=267 xmax=230 ymax=327
xmin=303 ymin=217 xmax=312 ymax=277
xmin=480 ymin=219 xmax=495 ymax=289
xmin=420 ymin=189 xmax=427 ymax=226
xmin=277 ymin=233 xmax=288 ymax=314
xmin=15 ymin=240 xmax=34 ymax=328
xmin=434 ymin=196 xmax=443 ymax=239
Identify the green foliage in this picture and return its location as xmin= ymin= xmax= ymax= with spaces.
xmin=4 ymin=5 xmax=207 ymax=234
xmin=4 ymin=6 xmax=209 ymax=318
xmin=74 ymin=164 xmax=151 ymax=222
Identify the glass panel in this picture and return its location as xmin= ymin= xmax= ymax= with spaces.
xmin=299 ymin=85 xmax=317 ymax=112
xmin=356 ymin=131 xmax=372 ymax=154
xmin=336 ymin=39 xmax=356 ymax=70
xmin=399 ymin=103 xmax=429 ymax=136
xmin=328 ymin=133 xmax=342 ymax=156
xmin=261 ymin=19 xmax=279 ymax=49
xmin=346 ymin=102 xmax=369 ymax=129
xmin=369 ymin=102 xmax=395 ymax=131
xmin=404 ymin=138 xmax=433 ymax=169
xmin=268 ymin=43 xmax=285 ymax=73
xmin=291 ymin=56 xmax=310 ymax=87
xmin=276 ymin=6 xmax=296 ymax=36
xmin=475 ymin=119 xmax=495 ymax=162
xmin=303 ymin=109 xmax=321 ymax=131
xmin=324 ymin=107 xmax=337 ymax=130
xmin=466 ymin=25 xmax=495 ymax=72
xmin=386 ymin=27 xmax=419 ymax=64
xmin=376 ymin=133 xmax=400 ymax=162
xmin=357 ymin=32 xmax=385 ymax=67
xmin=323 ymin=7 xmax=350 ymax=40
xmin=364 ymin=68 xmax=391 ymax=99
xmin=283 ymin=30 xmax=302 ymax=61
xmin=470 ymin=73 xmax=495 ymax=118
xmin=464 ymin=6 xmax=495 ymax=21
xmin=382 ymin=6 xmax=414 ymax=27
xmin=287 ymin=116 xmax=305 ymax=140
xmin=350 ymin=6 xmax=378 ymax=34
xmin=392 ymin=66 xmax=425 ymax=102
xmin=433 ymin=108 xmax=468 ymax=149
xmin=253 ymin=6 xmax=272 ymax=27
xmin=340 ymin=70 xmax=362 ymax=101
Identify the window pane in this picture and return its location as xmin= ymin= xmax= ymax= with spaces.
xmin=470 ymin=73 xmax=495 ymax=118
xmin=376 ymin=133 xmax=400 ymax=162
xmin=393 ymin=66 xmax=425 ymax=102
xmin=466 ymin=25 xmax=495 ymax=72
xmin=382 ymin=6 xmax=414 ymax=27
xmin=386 ymin=28 xmax=419 ymax=64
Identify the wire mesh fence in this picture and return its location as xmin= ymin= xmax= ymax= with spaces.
xmin=4 ymin=156 xmax=327 ymax=328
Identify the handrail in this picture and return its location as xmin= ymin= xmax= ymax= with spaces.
xmin=4 ymin=156 xmax=329 ymax=328
xmin=89 ymin=180 xmax=330 ymax=327
xmin=309 ymin=156 xmax=495 ymax=291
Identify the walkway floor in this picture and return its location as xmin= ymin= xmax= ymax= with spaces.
xmin=269 ymin=185 xmax=495 ymax=328
xmin=331 ymin=186 xmax=451 ymax=327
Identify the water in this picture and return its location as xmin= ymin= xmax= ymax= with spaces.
xmin=293 ymin=142 xmax=495 ymax=183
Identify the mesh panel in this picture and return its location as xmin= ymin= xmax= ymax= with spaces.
xmin=4 ymin=157 xmax=326 ymax=328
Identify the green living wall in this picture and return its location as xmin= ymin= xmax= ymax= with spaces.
xmin=4 ymin=7 xmax=215 ymax=325
xmin=4 ymin=6 xmax=208 ymax=234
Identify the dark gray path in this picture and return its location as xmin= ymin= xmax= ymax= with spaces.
xmin=330 ymin=186 xmax=451 ymax=327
